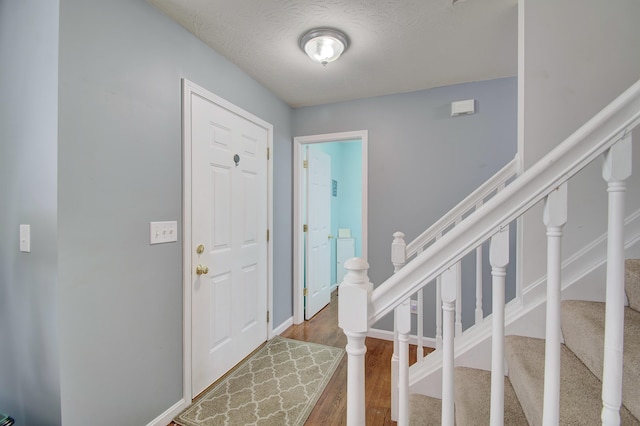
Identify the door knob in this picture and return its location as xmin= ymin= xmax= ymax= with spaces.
xmin=196 ymin=265 xmax=209 ymax=275
xmin=328 ymin=234 xmax=334 ymax=239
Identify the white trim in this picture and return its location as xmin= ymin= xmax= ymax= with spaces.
xmin=181 ymin=78 xmax=274 ymax=403
xmin=368 ymin=327 xmax=437 ymax=349
xmin=293 ymin=130 xmax=369 ymax=324
xmin=272 ymin=317 xmax=294 ymax=336
xmin=145 ymin=399 xmax=187 ymax=426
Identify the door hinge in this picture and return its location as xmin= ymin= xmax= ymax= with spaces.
xmin=267 ymin=310 xmax=270 ymax=323
xmin=303 ymin=160 xmax=308 ymax=168
xmin=266 ymin=229 xmax=270 ymax=242
xmin=303 ymin=224 xmax=308 ymax=233
xmin=303 ymin=288 xmax=308 ymax=297
xmin=267 ymin=147 xmax=270 ymax=160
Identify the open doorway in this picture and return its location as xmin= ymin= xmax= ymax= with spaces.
xmin=293 ymin=131 xmax=368 ymax=324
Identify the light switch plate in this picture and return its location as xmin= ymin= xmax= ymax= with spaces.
xmin=20 ymin=224 xmax=30 ymax=252
xmin=150 ymin=221 xmax=178 ymax=244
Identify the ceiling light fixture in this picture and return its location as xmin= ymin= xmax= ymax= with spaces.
xmin=299 ymin=28 xmax=349 ymax=66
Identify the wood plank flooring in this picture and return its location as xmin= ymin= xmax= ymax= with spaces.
xmin=170 ymin=289 xmax=432 ymax=425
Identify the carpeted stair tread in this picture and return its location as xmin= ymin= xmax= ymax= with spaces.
xmin=408 ymin=393 xmax=442 ymax=425
xmin=504 ymin=335 xmax=639 ymax=425
xmin=561 ymin=299 xmax=640 ymax=420
xmin=627 ymin=259 xmax=640 ymax=312
xmin=454 ymin=366 xmax=527 ymax=425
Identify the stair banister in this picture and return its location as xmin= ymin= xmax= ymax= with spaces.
xmin=341 ymin=79 xmax=640 ymax=425
xmin=601 ymin=134 xmax=633 ymax=425
xmin=368 ymin=79 xmax=640 ymax=326
xmin=541 ymin=183 xmax=568 ymax=424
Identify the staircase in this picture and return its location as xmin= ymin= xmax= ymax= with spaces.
xmin=409 ymin=259 xmax=640 ymax=425
xmin=338 ymin=78 xmax=640 ymax=426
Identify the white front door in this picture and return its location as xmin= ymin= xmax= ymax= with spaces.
xmin=305 ymin=146 xmax=331 ymax=319
xmin=190 ymin=93 xmax=268 ymax=397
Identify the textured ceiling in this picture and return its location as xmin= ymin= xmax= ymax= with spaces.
xmin=148 ymin=0 xmax=518 ymax=107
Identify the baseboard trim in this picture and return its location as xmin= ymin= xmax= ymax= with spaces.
xmin=368 ymin=327 xmax=436 ymax=349
xmin=146 ymin=398 xmax=187 ymax=426
xmin=273 ymin=317 xmax=294 ymax=336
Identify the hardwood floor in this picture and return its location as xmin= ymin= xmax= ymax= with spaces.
xmin=170 ymin=289 xmax=432 ymax=425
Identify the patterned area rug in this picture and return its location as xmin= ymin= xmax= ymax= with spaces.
xmin=174 ymin=336 xmax=344 ymax=426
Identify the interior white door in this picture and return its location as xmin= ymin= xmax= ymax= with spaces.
xmin=190 ymin=93 xmax=268 ymax=397
xmin=305 ymin=146 xmax=331 ymax=319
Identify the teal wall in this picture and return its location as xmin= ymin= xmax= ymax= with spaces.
xmin=312 ymin=141 xmax=363 ymax=286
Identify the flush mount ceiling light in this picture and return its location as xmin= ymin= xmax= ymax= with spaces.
xmin=299 ymin=28 xmax=349 ymax=66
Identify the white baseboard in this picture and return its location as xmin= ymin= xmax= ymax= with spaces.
xmin=368 ymin=327 xmax=436 ymax=349
xmin=146 ymin=398 xmax=187 ymax=426
xmin=273 ymin=316 xmax=294 ymax=336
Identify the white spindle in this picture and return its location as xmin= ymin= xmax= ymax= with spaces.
xmin=338 ymin=258 xmax=373 ymax=426
xmin=397 ymin=298 xmax=411 ymax=426
xmin=475 ymin=244 xmax=484 ymax=325
xmin=436 ymin=276 xmax=443 ymax=350
xmin=417 ymin=289 xmax=424 ymax=362
xmin=541 ymin=183 xmax=567 ymax=424
xmin=441 ymin=268 xmax=457 ymax=426
xmin=601 ymin=134 xmax=632 ymax=426
xmin=390 ymin=232 xmax=406 ymax=421
xmin=489 ymin=227 xmax=509 ymax=426
xmin=454 ymin=261 xmax=463 ymax=337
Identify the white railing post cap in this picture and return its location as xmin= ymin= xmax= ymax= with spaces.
xmin=393 ymin=231 xmax=405 ymax=241
xmin=344 ymin=258 xmax=371 ymax=285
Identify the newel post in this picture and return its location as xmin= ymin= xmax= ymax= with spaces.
xmin=339 ymin=258 xmax=374 ymax=426
xmin=390 ymin=232 xmax=406 ymax=421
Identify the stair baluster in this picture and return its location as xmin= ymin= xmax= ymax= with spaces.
xmin=601 ymin=134 xmax=633 ymax=425
xmin=542 ymin=183 xmax=568 ymax=424
xmin=489 ymin=227 xmax=510 ymax=426
xmin=441 ymin=267 xmax=457 ymax=425
xmin=475 ymin=242 xmax=484 ymax=325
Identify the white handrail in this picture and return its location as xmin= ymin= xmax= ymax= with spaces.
xmin=369 ymin=78 xmax=640 ymax=325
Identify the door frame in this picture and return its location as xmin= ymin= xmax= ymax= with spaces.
xmin=293 ymin=130 xmax=368 ymax=324
xmin=182 ymin=78 xmax=274 ymax=402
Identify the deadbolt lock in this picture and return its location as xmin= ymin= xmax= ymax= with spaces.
xmin=196 ymin=264 xmax=209 ymax=276
xmin=196 ymin=244 xmax=205 ymax=254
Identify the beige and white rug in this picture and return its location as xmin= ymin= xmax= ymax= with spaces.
xmin=174 ymin=336 xmax=344 ymax=426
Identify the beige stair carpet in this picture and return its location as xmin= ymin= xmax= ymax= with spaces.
xmin=504 ymin=335 xmax=638 ymax=425
xmin=454 ymin=366 xmax=527 ymax=425
xmin=561 ymin=300 xmax=640 ymax=419
xmin=408 ymin=394 xmax=442 ymax=425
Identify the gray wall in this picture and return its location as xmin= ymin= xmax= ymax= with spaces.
xmin=293 ymin=77 xmax=518 ymax=331
xmin=0 ymin=0 xmax=62 ymax=425
xmin=56 ymin=0 xmax=292 ymax=424
xmin=519 ymin=0 xmax=640 ymax=287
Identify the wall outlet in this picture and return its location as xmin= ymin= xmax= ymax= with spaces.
xmin=410 ymin=300 xmax=418 ymax=314
xmin=19 ymin=224 xmax=30 ymax=252
xmin=150 ymin=221 xmax=178 ymax=244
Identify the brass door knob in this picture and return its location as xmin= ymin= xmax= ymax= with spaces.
xmin=196 ymin=265 xmax=209 ymax=275
xmin=328 ymin=234 xmax=334 ymax=239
